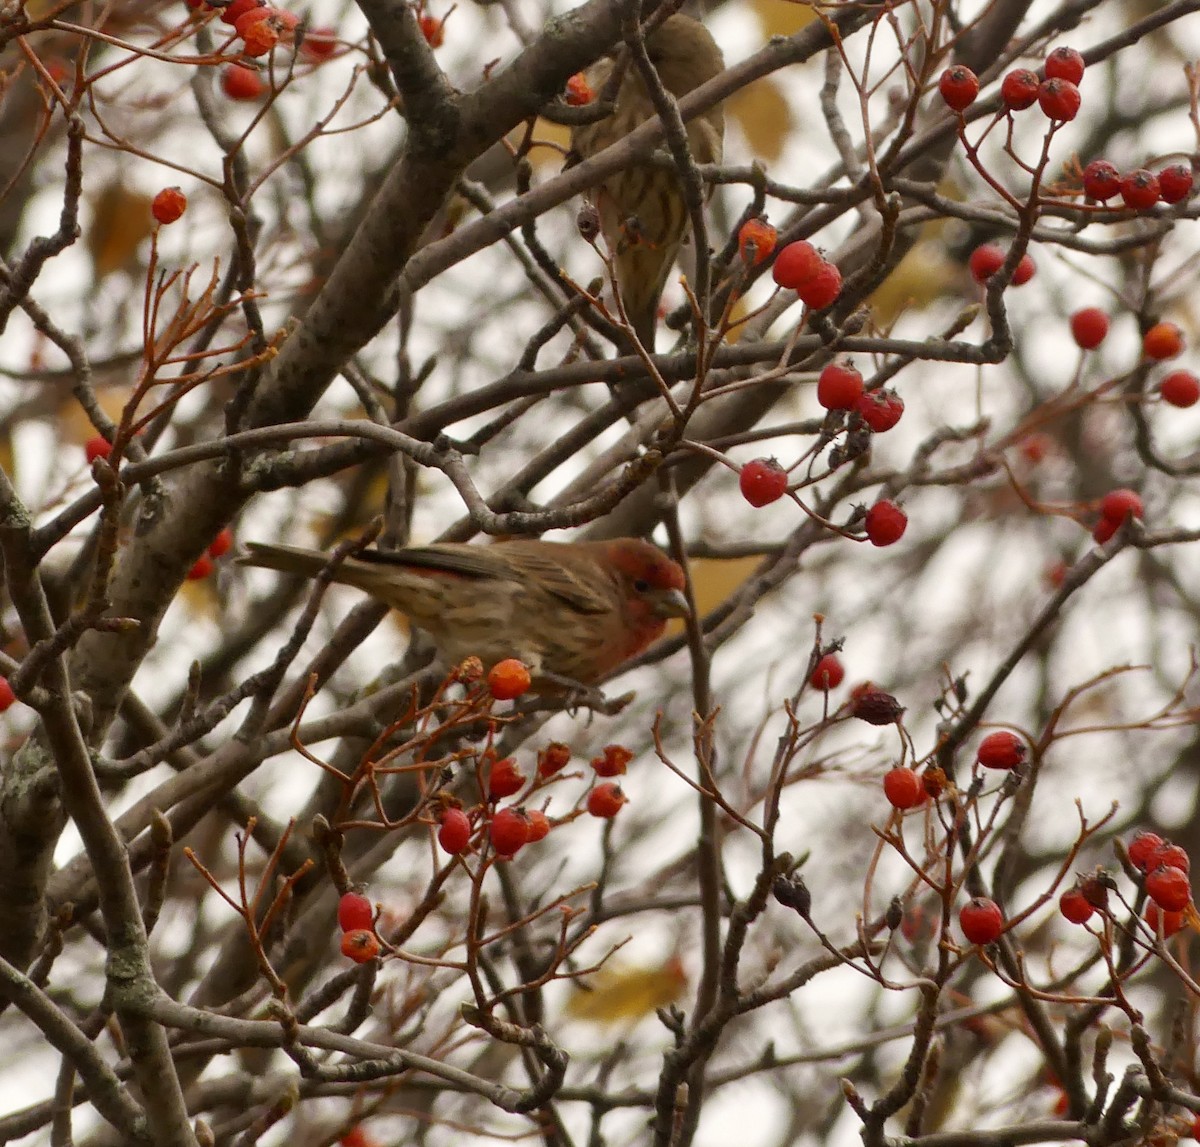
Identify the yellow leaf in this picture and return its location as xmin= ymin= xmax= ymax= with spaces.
xmin=727 ymin=77 xmax=794 ymax=164
xmin=565 ymin=956 xmax=687 ymax=1024
xmin=666 ymin=555 xmax=760 ymax=637
xmin=522 ymin=118 xmax=573 ymax=171
xmin=868 ymin=240 xmax=966 ymax=326
xmin=88 ymin=182 xmax=155 ymax=280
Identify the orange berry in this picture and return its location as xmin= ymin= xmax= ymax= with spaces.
xmin=587 ymin=782 xmax=627 ymax=819
xmin=151 ymin=186 xmax=187 ymax=224
xmin=526 ymin=809 xmax=551 ymax=841
xmin=221 ymin=63 xmax=267 ymax=100
xmin=340 ymin=929 xmax=381 ymax=963
xmin=564 ymin=73 xmax=594 ymax=106
xmin=537 ymin=742 xmax=571 ymax=778
xmin=738 ymin=218 xmax=777 ymax=266
xmin=487 ymin=658 xmax=531 ymax=700
xmin=1143 ymin=321 xmax=1185 ymax=361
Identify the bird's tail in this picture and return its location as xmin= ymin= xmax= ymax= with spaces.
xmin=239 ymin=541 xmax=401 ymax=600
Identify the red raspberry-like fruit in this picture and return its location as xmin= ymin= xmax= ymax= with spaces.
xmin=587 ymin=782 xmax=627 ymax=818
xmin=809 ymin=653 xmax=845 ymax=691
xmin=968 ymin=243 xmax=1005 ymax=284
xmin=739 ymin=457 xmax=788 ymax=507
xmin=883 ymin=766 xmax=925 ymax=810
xmin=976 ymin=730 xmax=1026 ymax=770
xmin=772 ymin=241 xmax=823 ymax=290
xmin=738 ymin=218 xmax=777 ymax=266
xmin=0 ymin=678 xmax=14 ymax=713
xmin=1037 ymin=78 xmax=1080 ymax=121
xmin=1082 ymin=159 xmax=1121 ymax=201
xmin=1152 ymin=842 xmax=1190 ymax=873
xmin=221 ymin=0 xmax=263 ymax=24
xmin=488 ymin=756 xmax=525 ymax=800
xmin=564 ymin=73 xmax=593 ymax=106
xmin=1099 ymin=488 xmax=1144 ymax=524
xmin=337 ymin=892 xmax=373 ymax=932
xmin=865 ymin=500 xmax=908 ymax=547
xmin=851 ymin=685 xmax=904 ymax=726
xmin=1000 ymin=68 xmax=1040 ymax=111
xmin=1157 ymin=163 xmax=1194 ymax=205
xmin=489 ymin=807 xmax=531 ymax=857
xmin=1129 ymin=831 xmax=1165 ymax=871
xmin=938 ymin=65 xmax=979 ymax=111
xmin=85 ymin=435 xmax=112 ymax=463
xmin=1143 ymin=321 xmax=1184 ymax=361
xmin=488 ymin=658 xmax=531 ymax=700
xmin=1059 ymin=885 xmax=1094 ymax=924
xmin=592 ymin=744 xmax=633 ymax=777
xmin=187 ymin=555 xmax=215 ymax=581
xmin=437 ymin=807 xmax=471 ymax=854
xmin=208 ymin=527 xmax=234 ymax=558
xmin=817 ymin=362 xmax=864 ymax=411
xmin=221 ymin=63 xmax=266 ymax=100
xmin=1044 ymin=46 xmax=1085 ymax=85
xmin=959 ymin=896 xmax=1004 ymax=945
xmin=537 ymin=742 xmax=571 ymax=778
xmin=1069 ymin=307 xmax=1109 ymax=349
xmin=151 ymin=186 xmax=187 ymax=225
xmin=797 ymin=260 xmax=842 ymax=309
xmin=340 ymin=929 xmax=381 ymax=963
xmin=300 ymin=25 xmax=338 ymax=60
xmin=1161 ymin=370 xmax=1200 ymax=408
xmin=1120 ymin=169 xmax=1161 ymax=210
xmin=1145 ymin=901 xmax=1186 ymax=938
xmin=526 ymin=809 xmax=551 ymax=841
xmin=1146 ymin=864 xmax=1191 ymax=912
xmin=856 ymin=388 xmax=904 ymax=432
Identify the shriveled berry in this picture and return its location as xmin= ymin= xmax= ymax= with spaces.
xmin=592 ymin=744 xmax=633 ymax=777
xmin=1145 ymin=864 xmax=1191 ymax=911
xmin=85 ymin=435 xmax=112 ymax=463
xmin=772 ymin=240 xmax=823 ymax=290
xmin=1069 ymin=307 xmax=1109 ymax=349
xmin=537 ymin=742 xmax=571 ymax=778
xmin=1143 ymin=321 xmax=1184 ymax=361
xmin=337 ymin=892 xmax=373 ymax=932
xmin=1157 ymin=163 xmax=1194 ymax=205
xmin=772 ymin=873 xmax=811 ymax=915
xmin=488 ymin=658 xmax=531 ymax=700
xmin=739 ymin=457 xmax=789 ymax=507
xmin=796 ymin=260 xmax=842 ymax=309
xmin=437 ymin=807 xmax=471 ymax=854
xmin=851 ymin=685 xmax=904 ymax=726
xmin=864 ymin=500 xmax=908 ymax=547
xmin=738 ymin=218 xmax=777 ymax=266
xmin=1160 ymin=370 xmax=1200 ymax=408
xmin=587 ymin=782 xmax=627 ymax=818
xmin=340 ymin=929 xmax=380 ymax=963
xmin=976 ymin=730 xmax=1026 ymax=770
xmin=488 ymin=756 xmax=525 ymax=799
xmin=1000 ymin=68 xmax=1040 ymax=111
xmin=1044 ymin=46 xmax=1085 ymax=85
xmin=938 ymin=65 xmax=979 ymax=111
xmin=1079 ymin=873 xmax=1112 ymax=909
xmin=1037 ymin=78 xmax=1081 ymax=121
xmin=489 ymin=806 xmax=531 ymax=857
xmin=1082 ymin=160 xmax=1122 ymax=201
xmin=883 ymin=766 xmax=925 ymax=810
xmin=922 ymin=765 xmax=948 ymax=799
xmin=236 ymin=9 xmax=279 ymax=55
xmin=959 ymin=896 xmax=1004 ymax=945
xmin=856 ymin=388 xmax=904 ymax=432
xmin=809 ymin=653 xmax=845 ymax=691
xmin=151 ymin=186 xmax=187 ymax=224
xmin=526 ymin=809 xmax=551 ymax=841
xmin=817 ymin=362 xmax=864 ymax=411
xmin=1120 ymin=168 xmax=1161 ymax=210
xmin=1059 ymin=885 xmax=1094 ymax=924
xmin=1128 ymin=831 xmax=1165 ymax=871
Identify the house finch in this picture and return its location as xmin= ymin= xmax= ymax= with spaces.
xmin=240 ymin=537 xmax=688 ymax=685
xmin=571 ymin=14 xmax=725 ymax=350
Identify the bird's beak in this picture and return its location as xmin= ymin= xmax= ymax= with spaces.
xmin=651 ymin=587 xmax=690 ymax=619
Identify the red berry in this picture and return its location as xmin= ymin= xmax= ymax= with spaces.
xmin=340 ymin=929 xmax=380 ymax=963
xmin=437 ymin=807 xmax=471 ymax=854
xmin=489 ymin=806 xmax=530 ymax=856
xmin=1143 ymin=321 xmax=1184 ymax=361
xmin=1069 ymin=307 xmax=1109 ymax=349
xmin=738 ymin=218 xmax=777 ymax=266
xmin=796 ymin=260 xmax=842 ymax=309
xmin=488 ymin=756 xmax=525 ymax=799
xmin=1129 ymin=831 xmax=1166 ymax=871
xmin=487 ymin=658 xmax=531 ymax=700
xmin=851 ymin=685 xmax=904 ymax=726
xmin=1037 ymin=78 xmax=1081 ymax=121
xmin=208 ymin=527 xmax=234 ymax=558
xmin=1091 ymin=516 xmax=1119 ymax=544
xmin=84 ymin=435 xmax=112 ymax=463
xmin=337 ymin=891 xmax=373 ymax=932
xmin=1157 ymin=163 xmax=1194 ymax=205
xmin=864 ymin=500 xmax=908 ymax=547
xmin=537 ymin=742 xmax=571 ymax=778
xmin=1120 ymin=168 xmax=1161 ymax=210
xmin=1099 ymin=488 xmax=1144 ymax=523
xmin=1059 ymin=885 xmax=1094 ymax=924
xmin=959 ymin=896 xmax=1004 ymax=945
xmin=817 ymin=362 xmax=864 ymax=410
xmin=592 ymin=744 xmax=633 ymax=777
xmin=418 ymin=13 xmax=444 ymax=47
xmin=1161 ymin=370 xmax=1200 ymax=408
xmin=0 ymin=678 xmax=14 ymax=713
xmin=1152 ymin=842 xmax=1190 ymax=873
xmin=772 ymin=241 xmax=823 ymax=290
xmin=526 ymin=809 xmax=551 ymax=841
xmin=220 ymin=0 xmax=263 ymax=24
xmin=938 ymin=65 xmax=979 ymax=111
xmin=856 ymin=388 xmax=904 ymax=432
xmin=221 ymin=63 xmax=266 ymax=100
xmin=151 ymin=186 xmax=187 ymax=225
xmin=236 ymin=8 xmax=279 ymax=55
xmin=300 ymin=25 xmax=338 ymax=60
xmin=809 ymin=653 xmax=845 ymax=691
xmin=1012 ymin=253 xmax=1036 ymax=285
xmin=564 ymin=73 xmax=594 ymax=106
xmin=883 ymin=766 xmax=925 ymax=810
xmin=187 ymin=555 xmax=215 ymax=581
xmin=1146 ymin=901 xmax=1186 ymax=938
xmin=1145 ymin=864 xmax=1191 ymax=911
xmin=1000 ymin=68 xmax=1040 ymax=111
xmin=976 ymin=730 xmax=1026 ymax=770
xmin=587 ymin=782 xmax=627 ymax=818
xmin=1082 ymin=160 xmax=1122 ymax=201
xmin=968 ymin=243 xmax=1005 ymax=283
xmin=1044 ymin=46 xmax=1085 ymax=85
xmin=739 ymin=457 xmax=788 ymax=507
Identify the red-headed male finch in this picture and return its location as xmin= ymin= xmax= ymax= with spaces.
xmin=240 ymin=538 xmax=688 ymax=686
xmin=570 ymin=13 xmax=725 ymax=350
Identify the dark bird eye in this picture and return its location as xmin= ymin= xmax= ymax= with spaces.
xmin=633 ymin=577 xmax=651 ymax=593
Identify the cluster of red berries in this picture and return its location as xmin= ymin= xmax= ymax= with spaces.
xmin=1069 ymin=310 xmax=1196 ymax=405
xmin=968 ymin=243 xmax=1035 ymax=288
xmin=771 ymin=240 xmax=843 ymax=310
xmin=816 ymin=361 xmax=905 ymax=433
xmin=940 ymin=45 xmax=1087 ymax=123
xmin=1081 ymin=158 xmax=1194 ymax=211
xmin=1091 ymin=487 xmax=1143 ymax=545
xmin=337 ymin=891 xmax=381 ymax=963
xmin=187 ymin=527 xmax=236 ymax=581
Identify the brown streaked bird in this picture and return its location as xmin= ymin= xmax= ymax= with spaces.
xmin=571 ymin=13 xmax=725 ymax=350
xmin=240 ymin=538 xmax=688 ymax=685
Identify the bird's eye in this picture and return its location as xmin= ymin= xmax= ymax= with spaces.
xmin=633 ymin=577 xmax=651 ymax=593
